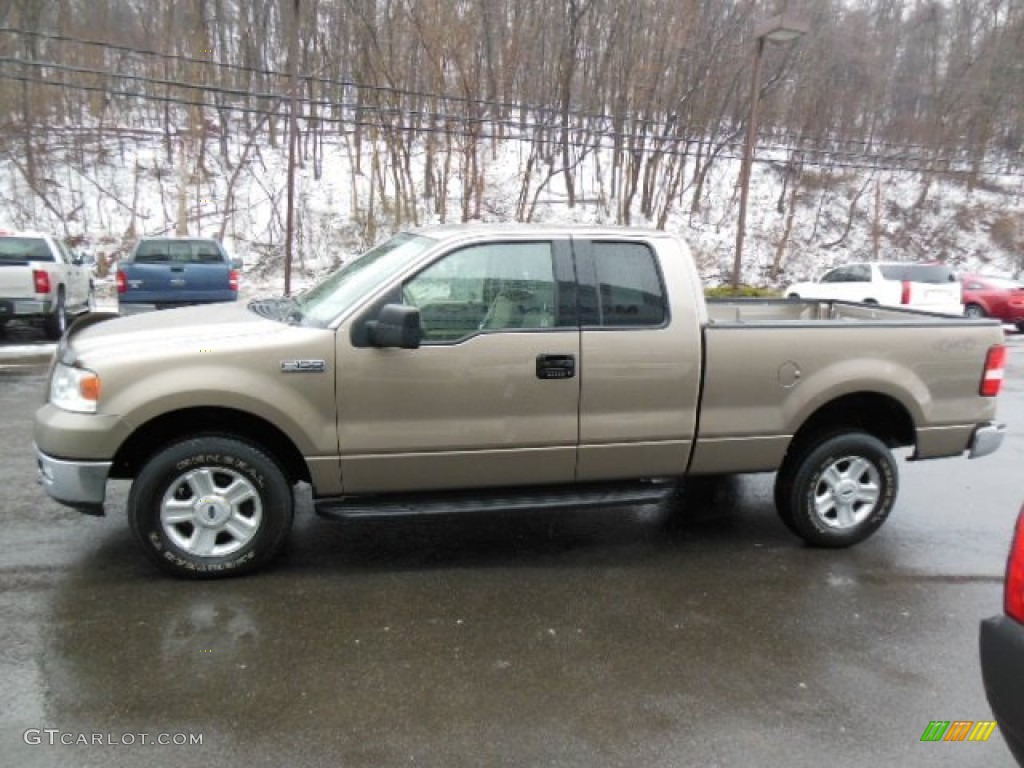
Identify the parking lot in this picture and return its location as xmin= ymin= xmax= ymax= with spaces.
xmin=0 ymin=329 xmax=1021 ymax=767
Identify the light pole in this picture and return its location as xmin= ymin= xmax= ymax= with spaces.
xmin=732 ymin=14 xmax=809 ymax=290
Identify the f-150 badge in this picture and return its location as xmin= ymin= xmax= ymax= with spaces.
xmin=280 ymin=360 xmax=326 ymax=373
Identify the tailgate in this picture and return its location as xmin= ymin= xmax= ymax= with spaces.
xmin=120 ymin=262 xmax=234 ymax=303
xmin=907 ymin=280 xmax=961 ymax=310
xmin=1 ymin=236 xmax=52 ymax=298
xmin=0 ymin=264 xmax=34 ymax=297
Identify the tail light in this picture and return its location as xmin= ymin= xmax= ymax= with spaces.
xmin=116 ymin=270 xmax=126 ymax=294
xmin=1004 ymin=507 xmax=1024 ymax=623
xmin=229 ymin=269 xmax=239 ymax=292
xmin=900 ymin=280 xmax=911 ymax=304
xmin=980 ymin=344 xmax=1006 ymax=397
xmin=32 ymin=269 xmax=50 ymax=294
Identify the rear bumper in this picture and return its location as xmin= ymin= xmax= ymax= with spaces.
xmin=118 ymin=292 xmax=238 ymax=306
xmin=980 ymin=616 xmax=1024 ymax=764
xmin=970 ymin=421 xmax=1006 ymax=459
xmin=35 ymin=444 xmax=110 ymax=515
xmin=0 ymin=296 xmax=54 ymax=319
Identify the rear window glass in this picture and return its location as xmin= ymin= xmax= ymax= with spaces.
xmin=132 ymin=240 xmax=225 ymax=265
xmin=590 ymin=242 xmax=667 ymax=327
xmin=879 ymin=264 xmax=955 ymax=283
xmin=0 ymin=237 xmax=53 ymax=263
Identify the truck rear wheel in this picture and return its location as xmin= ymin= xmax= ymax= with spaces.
xmin=127 ymin=436 xmax=294 ymax=578
xmin=44 ymin=288 xmax=66 ymax=340
xmin=774 ymin=431 xmax=897 ymax=547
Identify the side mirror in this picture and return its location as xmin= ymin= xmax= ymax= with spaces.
xmin=366 ymin=304 xmax=421 ymax=349
xmin=71 ymin=253 xmax=84 ymax=266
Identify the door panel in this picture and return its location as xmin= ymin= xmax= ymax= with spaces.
xmin=336 ymin=239 xmax=580 ymax=494
xmin=574 ymin=238 xmax=702 ymax=481
xmin=337 ymin=332 xmax=580 ymax=492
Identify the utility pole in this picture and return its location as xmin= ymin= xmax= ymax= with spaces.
xmin=731 ymin=14 xmax=809 ymax=290
xmin=284 ymin=0 xmax=300 ymax=296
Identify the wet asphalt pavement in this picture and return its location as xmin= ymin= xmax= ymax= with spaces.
xmin=0 ymin=325 xmax=1022 ymax=767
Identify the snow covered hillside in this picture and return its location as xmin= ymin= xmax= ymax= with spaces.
xmin=1 ymin=131 xmax=1021 ymax=295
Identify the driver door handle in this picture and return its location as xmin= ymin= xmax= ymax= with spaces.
xmin=536 ymin=354 xmax=575 ymax=380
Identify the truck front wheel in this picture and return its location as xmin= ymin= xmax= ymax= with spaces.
xmin=127 ymin=436 xmax=294 ymax=578
xmin=774 ymin=431 xmax=897 ymax=547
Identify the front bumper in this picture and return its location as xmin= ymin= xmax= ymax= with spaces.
xmin=35 ymin=444 xmax=111 ymax=515
xmin=969 ymin=421 xmax=1006 ymax=459
xmin=980 ymin=616 xmax=1024 ymax=764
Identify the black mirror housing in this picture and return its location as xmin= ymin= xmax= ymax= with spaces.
xmin=367 ymin=304 xmax=422 ymax=349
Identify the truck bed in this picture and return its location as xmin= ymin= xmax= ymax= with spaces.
xmin=706 ymin=298 xmax=974 ymax=325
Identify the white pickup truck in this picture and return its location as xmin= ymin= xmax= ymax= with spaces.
xmin=0 ymin=230 xmax=93 ymax=338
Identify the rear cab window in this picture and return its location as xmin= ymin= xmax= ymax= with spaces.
xmin=0 ymin=237 xmax=54 ymax=264
xmin=578 ymin=241 xmax=668 ymax=328
xmin=131 ymin=240 xmax=226 ymax=265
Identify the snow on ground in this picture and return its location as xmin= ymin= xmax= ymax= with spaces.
xmin=1 ymin=130 xmax=1021 ymax=295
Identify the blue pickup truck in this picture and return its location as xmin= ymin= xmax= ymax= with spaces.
xmin=117 ymin=237 xmax=240 ymax=309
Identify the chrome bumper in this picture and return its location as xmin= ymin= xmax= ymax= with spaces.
xmin=969 ymin=422 xmax=1006 ymax=459
xmin=35 ymin=444 xmax=111 ymax=515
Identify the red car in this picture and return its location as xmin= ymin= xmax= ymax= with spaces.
xmin=962 ymin=274 xmax=1024 ymax=330
xmin=980 ymin=504 xmax=1024 ymax=765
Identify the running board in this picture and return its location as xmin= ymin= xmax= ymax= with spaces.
xmin=315 ymin=482 xmax=677 ymax=521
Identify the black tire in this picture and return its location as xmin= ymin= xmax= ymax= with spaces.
xmin=127 ymin=436 xmax=294 ymax=578
xmin=863 ymin=298 xmax=879 ymax=305
xmin=774 ymin=431 xmax=897 ymax=547
xmin=964 ymin=303 xmax=986 ymax=319
xmin=787 ymin=293 xmax=800 ymax=299
xmin=44 ymin=288 xmax=67 ymax=340
xmin=1017 ymin=321 xmax=1024 ymax=334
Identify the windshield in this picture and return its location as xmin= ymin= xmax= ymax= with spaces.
xmin=295 ymin=233 xmax=437 ymax=326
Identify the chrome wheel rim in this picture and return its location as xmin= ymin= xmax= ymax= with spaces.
xmin=160 ymin=467 xmax=263 ymax=557
xmin=812 ymin=455 xmax=881 ymax=529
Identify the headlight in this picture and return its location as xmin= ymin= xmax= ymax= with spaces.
xmin=50 ymin=363 xmax=101 ymax=413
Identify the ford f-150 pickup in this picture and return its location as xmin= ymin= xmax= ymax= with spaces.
xmin=117 ymin=236 xmax=240 ymax=309
xmin=34 ymin=225 xmax=1007 ymax=578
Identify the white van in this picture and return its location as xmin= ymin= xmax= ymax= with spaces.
xmin=785 ymin=262 xmax=963 ymax=315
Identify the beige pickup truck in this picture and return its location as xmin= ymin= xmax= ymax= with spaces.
xmin=34 ymin=225 xmax=1007 ymax=578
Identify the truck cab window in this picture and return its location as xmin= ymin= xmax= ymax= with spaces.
xmin=403 ymin=241 xmax=558 ymax=342
xmin=589 ymin=242 xmax=666 ymax=327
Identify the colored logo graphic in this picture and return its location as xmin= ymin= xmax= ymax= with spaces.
xmin=920 ymin=720 xmax=997 ymax=742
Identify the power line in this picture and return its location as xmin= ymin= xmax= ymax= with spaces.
xmin=3 ymin=56 xmax=1014 ymax=171
xmin=5 ymin=70 xmax=1024 ymax=180
xmin=3 ymin=57 xmax=1019 ymax=176
xmin=6 ymin=25 xmax=1022 ymax=160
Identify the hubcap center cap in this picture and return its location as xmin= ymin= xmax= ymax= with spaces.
xmin=195 ymin=496 xmax=230 ymax=527
xmin=835 ymin=480 xmax=859 ymax=501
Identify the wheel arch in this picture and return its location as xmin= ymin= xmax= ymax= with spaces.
xmin=110 ymin=406 xmax=312 ymax=485
xmin=788 ymin=391 xmax=915 ymax=454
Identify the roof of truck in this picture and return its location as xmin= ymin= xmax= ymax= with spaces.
xmin=410 ymin=222 xmax=675 ymax=242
